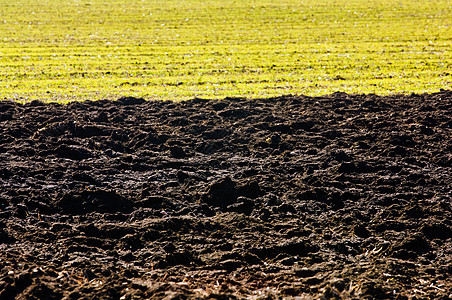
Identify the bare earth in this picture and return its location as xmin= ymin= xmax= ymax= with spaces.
xmin=0 ymin=92 xmax=451 ymax=299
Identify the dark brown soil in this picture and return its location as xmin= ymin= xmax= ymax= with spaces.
xmin=0 ymin=91 xmax=451 ymax=299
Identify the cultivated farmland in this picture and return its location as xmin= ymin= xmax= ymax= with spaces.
xmin=0 ymin=0 xmax=451 ymax=299
xmin=0 ymin=0 xmax=451 ymax=101
xmin=1 ymin=92 xmax=451 ymax=298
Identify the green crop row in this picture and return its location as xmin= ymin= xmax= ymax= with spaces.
xmin=0 ymin=0 xmax=450 ymax=102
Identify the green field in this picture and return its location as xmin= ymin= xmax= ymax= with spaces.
xmin=0 ymin=0 xmax=451 ymax=102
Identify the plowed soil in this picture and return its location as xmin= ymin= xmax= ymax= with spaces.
xmin=0 ymin=92 xmax=451 ymax=299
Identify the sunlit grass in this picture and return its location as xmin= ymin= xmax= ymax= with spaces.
xmin=0 ymin=0 xmax=451 ymax=102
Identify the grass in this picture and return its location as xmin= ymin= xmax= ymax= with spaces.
xmin=0 ymin=0 xmax=451 ymax=102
